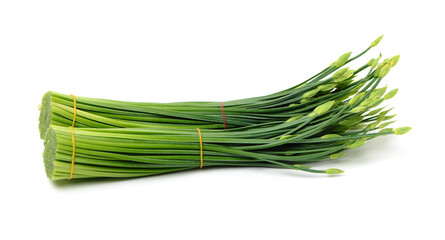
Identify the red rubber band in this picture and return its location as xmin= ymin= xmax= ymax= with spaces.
xmin=220 ymin=102 xmax=227 ymax=129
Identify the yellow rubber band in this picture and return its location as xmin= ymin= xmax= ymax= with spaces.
xmin=68 ymin=126 xmax=76 ymax=180
xmin=68 ymin=94 xmax=77 ymax=180
xmin=196 ymin=128 xmax=203 ymax=168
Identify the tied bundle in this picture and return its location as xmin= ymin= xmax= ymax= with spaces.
xmin=39 ymin=36 xmax=411 ymax=180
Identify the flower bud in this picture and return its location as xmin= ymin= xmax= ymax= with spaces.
xmin=279 ymin=135 xmax=294 ymax=140
xmin=383 ymin=114 xmax=396 ymax=121
xmin=318 ymin=84 xmax=337 ymax=92
xmin=330 ymin=152 xmax=349 ymax=159
xmin=340 ymin=116 xmax=363 ymax=127
xmin=336 ymin=80 xmax=354 ymax=90
xmin=303 ymin=88 xmax=319 ymax=99
xmin=368 ymin=107 xmax=384 ymax=116
xmin=370 ymin=86 xmax=387 ymax=99
xmin=300 ymin=98 xmax=310 ymax=104
xmin=359 ymin=98 xmax=372 ymax=107
xmin=379 ymin=128 xmax=393 ymax=133
xmin=371 ymin=35 xmax=384 ymax=47
xmin=350 ymin=106 xmax=366 ymax=113
xmin=365 ymin=98 xmax=383 ymax=108
xmin=390 ymin=55 xmax=400 ymax=67
xmin=321 ymin=134 xmax=342 ymax=139
xmin=335 ymin=52 xmax=352 ymax=67
xmin=348 ymin=139 xmax=366 ymax=148
xmin=394 ymin=127 xmax=411 ymax=135
xmin=378 ymin=63 xmax=392 ymax=77
xmin=394 ymin=127 xmax=412 ymax=135
xmin=379 ymin=108 xmax=393 ymax=117
xmin=310 ymin=100 xmax=335 ymax=117
xmin=367 ymin=122 xmax=378 ymax=129
xmin=325 ymin=168 xmax=344 ymax=174
xmin=333 ymin=67 xmax=349 ymax=78
xmin=383 ymin=89 xmax=398 ymax=100
xmin=334 ymin=70 xmax=355 ymax=82
xmin=348 ymin=92 xmax=365 ymax=106
xmin=378 ymin=121 xmax=395 ymax=129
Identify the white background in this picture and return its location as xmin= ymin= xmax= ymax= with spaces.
xmin=0 ymin=1 xmax=443 ymax=239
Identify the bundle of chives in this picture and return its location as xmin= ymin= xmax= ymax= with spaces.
xmin=40 ymin=36 xmax=411 ymax=180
